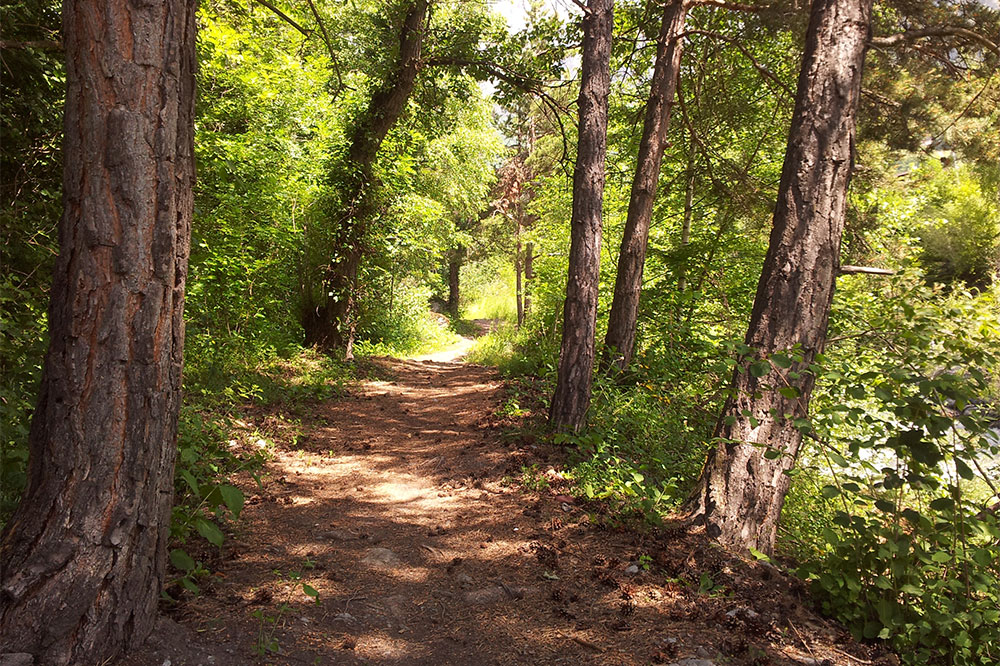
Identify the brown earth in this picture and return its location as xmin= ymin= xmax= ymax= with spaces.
xmin=124 ymin=341 xmax=897 ymax=666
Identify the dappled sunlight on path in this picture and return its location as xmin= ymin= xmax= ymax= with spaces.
xmin=125 ymin=351 xmax=888 ymax=666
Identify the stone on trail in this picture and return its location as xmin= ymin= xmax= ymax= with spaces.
xmin=362 ymin=547 xmax=402 ymax=570
xmin=668 ymin=659 xmax=716 ymax=666
xmin=0 ymin=655 xmax=34 ymax=666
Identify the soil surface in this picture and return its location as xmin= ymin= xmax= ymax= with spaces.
xmin=124 ymin=339 xmax=897 ymax=666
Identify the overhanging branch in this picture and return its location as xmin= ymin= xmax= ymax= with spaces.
xmin=870 ymin=26 xmax=1000 ymax=57
xmin=251 ymin=0 xmax=312 ymax=38
xmin=838 ymin=265 xmax=895 ymax=276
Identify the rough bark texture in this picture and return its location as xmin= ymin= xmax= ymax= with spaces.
xmin=685 ymin=0 xmax=873 ymax=554
xmin=549 ymin=0 xmax=614 ymax=432
xmin=0 ymin=0 xmax=196 ymax=660
xmin=447 ymin=247 xmax=462 ymax=316
xmin=302 ymin=0 xmax=428 ymax=351
xmin=602 ymin=0 xmax=687 ymax=371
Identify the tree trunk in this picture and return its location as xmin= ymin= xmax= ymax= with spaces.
xmin=685 ymin=0 xmax=874 ymax=555
xmin=447 ymin=246 xmax=462 ymax=316
xmin=602 ymin=0 xmax=687 ymax=371
xmin=549 ymin=0 xmax=614 ymax=432
xmin=524 ymin=241 xmax=534 ymax=319
xmin=516 ymin=221 xmax=525 ymax=327
xmin=0 ymin=0 xmax=196 ymax=660
xmin=677 ymin=147 xmax=696 ymax=295
xmin=302 ymin=0 xmax=428 ymax=351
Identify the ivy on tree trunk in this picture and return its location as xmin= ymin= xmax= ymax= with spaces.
xmin=302 ymin=0 xmax=429 ymax=354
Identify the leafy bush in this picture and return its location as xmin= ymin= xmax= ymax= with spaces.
xmin=795 ymin=276 xmax=1000 ymax=665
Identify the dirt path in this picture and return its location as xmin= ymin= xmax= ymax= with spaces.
xmin=129 ymin=343 xmax=893 ymax=666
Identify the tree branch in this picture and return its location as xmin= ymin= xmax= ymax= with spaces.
xmin=0 ymin=39 xmax=62 ymax=50
xmin=838 ymin=265 xmax=895 ymax=276
xmin=680 ymin=29 xmax=793 ymax=97
xmin=250 ymin=0 xmax=312 ymax=38
xmin=303 ymin=0 xmax=345 ymax=92
xmin=870 ymin=26 xmax=1000 ymax=57
xmin=685 ymin=0 xmax=775 ymax=12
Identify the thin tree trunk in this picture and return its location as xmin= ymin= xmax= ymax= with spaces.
xmin=549 ymin=0 xmax=614 ymax=432
xmin=677 ymin=149 xmax=696 ymax=295
xmin=602 ymin=0 xmax=687 ymax=371
xmin=685 ymin=0 xmax=874 ymax=555
xmin=524 ymin=241 xmax=534 ymax=318
xmin=0 ymin=0 xmax=196 ymax=660
xmin=516 ymin=221 xmax=525 ymax=327
xmin=447 ymin=246 xmax=462 ymax=316
xmin=302 ymin=0 xmax=429 ymax=351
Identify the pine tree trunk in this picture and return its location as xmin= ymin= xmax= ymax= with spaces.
xmin=0 ymin=0 xmax=196 ymax=660
xmin=602 ymin=0 xmax=687 ymax=371
xmin=685 ymin=0 xmax=874 ymax=555
xmin=549 ymin=0 xmax=614 ymax=432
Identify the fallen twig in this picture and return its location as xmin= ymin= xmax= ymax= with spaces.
xmin=557 ymin=630 xmax=603 ymax=652
xmin=828 ymin=645 xmax=874 ymax=664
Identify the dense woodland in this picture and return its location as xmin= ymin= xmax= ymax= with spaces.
xmin=2 ymin=0 xmax=1000 ymax=663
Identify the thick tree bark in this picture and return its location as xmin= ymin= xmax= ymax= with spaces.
xmin=602 ymin=0 xmax=687 ymax=371
xmin=302 ymin=0 xmax=429 ymax=351
xmin=549 ymin=0 xmax=614 ymax=432
xmin=685 ymin=0 xmax=874 ymax=555
xmin=0 ymin=0 xmax=196 ymax=660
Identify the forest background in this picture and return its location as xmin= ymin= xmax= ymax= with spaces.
xmin=2 ymin=0 xmax=1000 ymax=663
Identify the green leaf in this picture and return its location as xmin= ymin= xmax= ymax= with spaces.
xmin=302 ymin=583 xmax=319 ymax=599
xmin=929 ymin=497 xmax=954 ymax=512
xmin=196 ymin=518 xmax=224 ymax=547
xmin=220 ymin=484 xmax=245 ymax=518
xmin=180 ymin=469 xmax=200 ymax=496
xmin=770 ymin=353 xmax=792 ymax=369
xmin=954 ymin=458 xmax=975 ymax=481
xmin=778 ymin=386 xmax=800 ymax=399
xmin=170 ymin=548 xmax=196 ymax=572
xmin=931 ymin=551 xmax=952 ymax=563
xmin=905 ymin=431 xmax=944 ymax=466
xmin=874 ymin=499 xmax=895 ymax=513
xmin=821 ymin=485 xmax=841 ymax=499
xmin=749 ymin=361 xmax=770 ymax=378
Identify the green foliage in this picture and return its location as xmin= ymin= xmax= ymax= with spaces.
xmin=354 ymin=279 xmax=461 ymax=356
xmin=915 ymin=162 xmax=1000 ymax=288
xmin=0 ymin=0 xmax=63 ymax=525
xmin=793 ymin=275 xmax=1000 ymax=665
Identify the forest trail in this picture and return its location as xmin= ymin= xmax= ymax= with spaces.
xmin=128 ymin=339 xmax=891 ymax=666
